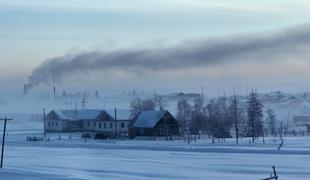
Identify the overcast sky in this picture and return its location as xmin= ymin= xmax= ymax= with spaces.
xmin=1 ymin=0 xmax=310 ymax=94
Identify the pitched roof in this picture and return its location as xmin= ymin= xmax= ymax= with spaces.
xmin=129 ymin=111 xmax=167 ymax=128
xmin=52 ymin=109 xmax=105 ymax=121
xmin=50 ymin=109 xmax=131 ymax=121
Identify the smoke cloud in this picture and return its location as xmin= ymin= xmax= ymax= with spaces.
xmin=28 ymin=24 xmax=310 ymax=88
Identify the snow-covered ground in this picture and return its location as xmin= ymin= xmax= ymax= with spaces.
xmin=0 ymin=114 xmax=310 ymax=179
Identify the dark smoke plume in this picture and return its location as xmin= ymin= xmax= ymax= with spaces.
xmin=27 ymin=24 xmax=310 ymax=89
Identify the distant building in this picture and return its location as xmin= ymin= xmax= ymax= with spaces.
xmin=128 ymin=110 xmax=180 ymax=138
xmin=45 ymin=109 xmax=131 ymax=136
xmin=294 ymin=116 xmax=310 ymax=133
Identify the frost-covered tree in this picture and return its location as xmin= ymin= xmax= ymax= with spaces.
xmin=129 ymin=98 xmax=156 ymax=118
xmin=246 ymin=92 xmax=264 ymax=142
xmin=142 ymin=99 xmax=156 ymax=111
xmin=205 ymin=97 xmax=232 ymax=138
xmin=153 ymin=95 xmax=167 ymax=111
xmin=129 ymin=98 xmax=143 ymax=118
xmin=176 ymin=99 xmax=192 ymax=133
xmin=191 ymin=97 xmax=207 ymax=134
xmin=266 ymin=108 xmax=276 ymax=135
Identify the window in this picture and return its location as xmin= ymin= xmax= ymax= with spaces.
xmin=110 ymin=123 xmax=113 ymax=128
xmin=48 ymin=122 xmax=51 ymax=127
xmin=52 ymin=122 xmax=54 ymax=126
xmin=121 ymin=123 xmax=125 ymax=128
xmin=94 ymin=122 xmax=96 ymax=127
xmin=104 ymin=123 xmax=106 ymax=128
xmin=55 ymin=122 xmax=58 ymax=127
xmin=99 ymin=123 xmax=102 ymax=128
xmin=88 ymin=122 xmax=90 ymax=127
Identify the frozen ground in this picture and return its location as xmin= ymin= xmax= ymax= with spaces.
xmin=0 ymin=114 xmax=310 ymax=179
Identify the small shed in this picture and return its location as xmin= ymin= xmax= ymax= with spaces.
xmin=128 ymin=110 xmax=179 ymax=138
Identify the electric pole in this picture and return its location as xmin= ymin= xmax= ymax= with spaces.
xmin=251 ymin=89 xmax=255 ymax=143
xmin=81 ymin=98 xmax=87 ymax=110
xmin=234 ymin=88 xmax=239 ymax=144
xmin=43 ymin=108 xmax=46 ymax=138
xmin=114 ymin=108 xmax=117 ymax=138
xmin=0 ymin=117 xmax=12 ymax=168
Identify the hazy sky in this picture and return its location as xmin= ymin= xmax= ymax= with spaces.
xmin=1 ymin=0 xmax=310 ymax=94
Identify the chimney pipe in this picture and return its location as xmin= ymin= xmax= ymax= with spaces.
xmin=53 ymin=86 xmax=56 ymax=98
xmin=23 ymin=85 xmax=27 ymax=95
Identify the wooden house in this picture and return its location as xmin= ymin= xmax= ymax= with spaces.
xmin=128 ymin=110 xmax=180 ymax=138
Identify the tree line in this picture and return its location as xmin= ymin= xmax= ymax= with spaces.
xmin=129 ymin=92 xmax=277 ymax=142
xmin=177 ymin=91 xmax=277 ymax=142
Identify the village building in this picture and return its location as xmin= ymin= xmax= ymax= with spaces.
xmin=128 ymin=110 xmax=180 ymax=138
xmin=294 ymin=116 xmax=310 ymax=133
xmin=106 ymin=109 xmax=132 ymax=136
xmin=45 ymin=109 xmax=131 ymax=136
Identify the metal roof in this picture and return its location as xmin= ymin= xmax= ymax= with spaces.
xmin=52 ymin=109 xmax=104 ymax=121
xmin=50 ymin=109 xmax=131 ymax=121
xmin=129 ymin=111 xmax=167 ymax=128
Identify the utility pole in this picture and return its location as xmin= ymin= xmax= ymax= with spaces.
xmin=81 ymin=98 xmax=87 ymax=110
xmin=287 ymin=111 xmax=290 ymax=129
xmin=43 ymin=108 xmax=46 ymax=138
xmin=251 ymin=89 xmax=255 ymax=143
xmin=234 ymin=88 xmax=239 ymax=144
xmin=0 ymin=117 xmax=13 ymax=168
xmin=53 ymin=86 xmax=56 ymax=98
xmin=114 ymin=108 xmax=117 ymax=138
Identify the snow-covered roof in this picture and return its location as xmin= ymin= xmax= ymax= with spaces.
xmin=50 ymin=109 xmax=131 ymax=121
xmin=129 ymin=111 xmax=167 ymax=128
xmin=52 ymin=109 xmax=104 ymax=121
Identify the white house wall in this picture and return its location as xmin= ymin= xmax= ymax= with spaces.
xmin=46 ymin=119 xmax=67 ymax=132
xmin=82 ymin=120 xmax=130 ymax=134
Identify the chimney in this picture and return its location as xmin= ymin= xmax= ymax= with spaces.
xmin=53 ymin=86 xmax=56 ymax=98
xmin=23 ymin=85 xmax=27 ymax=95
xmin=23 ymin=84 xmax=33 ymax=95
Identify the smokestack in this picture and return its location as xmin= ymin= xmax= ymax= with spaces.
xmin=53 ymin=86 xmax=56 ymax=98
xmin=23 ymin=84 xmax=34 ymax=95
xmin=23 ymin=85 xmax=27 ymax=95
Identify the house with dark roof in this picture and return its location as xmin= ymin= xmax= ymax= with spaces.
xmin=45 ymin=109 xmax=131 ymax=136
xmin=128 ymin=110 xmax=180 ymax=138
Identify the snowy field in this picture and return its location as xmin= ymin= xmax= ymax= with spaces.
xmin=0 ymin=114 xmax=310 ymax=179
